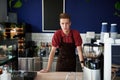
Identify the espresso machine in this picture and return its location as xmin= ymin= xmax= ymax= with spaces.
xmin=83 ymin=43 xmax=103 ymax=80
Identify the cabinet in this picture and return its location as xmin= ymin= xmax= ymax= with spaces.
xmin=2 ymin=22 xmax=25 ymax=57
xmin=0 ymin=39 xmax=18 ymax=70
xmin=41 ymin=56 xmax=83 ymax=72
xmin=18 ymin=57 xmax=42 ymax=71
xmin=42 ymin=57 xmax=57 ymax=72
xmin=0 ymin=0 xmax=7 ymax=22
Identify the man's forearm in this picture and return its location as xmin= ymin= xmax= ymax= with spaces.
xmin=47 ymin=54 xmax=54 ymax=71
xmin=77 ymin=46 xmax=84 ymax=68
xmin=46 ymin=47 xmax=56 ymax=71
xmin=79 ymin=54 xmax=84 ymax=68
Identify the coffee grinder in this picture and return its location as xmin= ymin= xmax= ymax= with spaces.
xmin=83 ymin=43 xmax=103 ymax=80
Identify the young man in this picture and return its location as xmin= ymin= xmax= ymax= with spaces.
xmin=40 ymin=13 xmax=84 ymax=72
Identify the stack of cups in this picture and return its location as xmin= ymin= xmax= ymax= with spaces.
xmin=100 ymin=22 xmax=109 ymax=43
xmin=110 ymin=24 xmax=117 ymax=39
xmin=100 ymin=22 xmax=118 ymax=43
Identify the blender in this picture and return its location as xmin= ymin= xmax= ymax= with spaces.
xmin=83 ymin=43 xmax=103 ymax=80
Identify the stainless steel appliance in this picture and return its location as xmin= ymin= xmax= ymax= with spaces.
xmin=83 ymin=43 xmax=103 ymax=80
xmin=18 ymin=57 xmax=42 ymax=71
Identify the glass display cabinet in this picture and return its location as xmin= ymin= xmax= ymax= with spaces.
xmin=0 ymin=39 xmax=18 ymax=70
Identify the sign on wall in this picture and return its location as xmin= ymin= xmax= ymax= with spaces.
xmin=42 ymin=0 xmax=65 ymax=32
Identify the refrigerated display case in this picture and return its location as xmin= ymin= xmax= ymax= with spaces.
xmin=0 ymin=39 xmax=18 ymax=70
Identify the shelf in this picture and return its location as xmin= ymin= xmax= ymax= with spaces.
xmin=5 ymin=28 xmax=23 ymax=30
xmin=5 ymin=32 xmax=24 ymax=34
xmin=0 ymin=55 xmax=16 ymax=66
xmin=4 ymin=24 xmax=25 ymax=57
xmin=18 ymin=39 xmax=24 ymax=42
xmin=0 ymin=39 xmax=18 ymax=46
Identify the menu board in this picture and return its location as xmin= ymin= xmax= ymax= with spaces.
xmin=42 ymin=0 xmax=65 ymax=32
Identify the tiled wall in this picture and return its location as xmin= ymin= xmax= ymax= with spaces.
xmin=26 ymin=33 xmax=87 ymax=46
xmin=26 ymin=33 xmax=120 ymax=47
xmin=26 ymin=33 xmax=53 ymax=47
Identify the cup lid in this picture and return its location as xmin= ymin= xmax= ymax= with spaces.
xmin=111 ymin=24 xmax=117 ymax=27
xmin=102 ymin=22 xmax=108 ymax=25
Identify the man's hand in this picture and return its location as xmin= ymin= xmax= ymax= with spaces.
xmin=39 ymin=69 xmax=49 ymax=73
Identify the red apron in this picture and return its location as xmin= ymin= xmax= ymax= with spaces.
xmin=56 ymin=33 xmax=76 ymax=72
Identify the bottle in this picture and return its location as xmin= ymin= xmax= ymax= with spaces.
xmin=0 ymin=66 xmax=11 ymax=80
xmin=46 ymin=42 xmax=49 ymax=57
xmin=0 ymin=68 xmax=2 ymax=74
xmin=110 ymin=23 xmax=117 ymax=39
xmin=100 ymin=22 xmax=108 ymax=43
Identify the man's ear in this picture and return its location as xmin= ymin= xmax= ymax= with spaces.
xmin=70 ymin=22 xmax=71 ymax=26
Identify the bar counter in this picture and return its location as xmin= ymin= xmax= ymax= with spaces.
xmin=35 ymin=72 xmax=83 ymax=80
xmin=11 ymin=71 xmax=83 ymax=80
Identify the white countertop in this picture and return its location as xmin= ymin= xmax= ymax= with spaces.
xmin=34 ymin=72 xmax=83 ymax=80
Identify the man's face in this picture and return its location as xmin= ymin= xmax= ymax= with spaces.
xmin=60 ymin=18 xmax=71 ymax=33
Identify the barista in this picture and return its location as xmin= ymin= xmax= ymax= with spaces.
xmin=40 ymin=13 xmax=84 ymax=72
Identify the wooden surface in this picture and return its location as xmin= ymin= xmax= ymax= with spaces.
xmin=34 ymin=72 xmax=83 ymax=80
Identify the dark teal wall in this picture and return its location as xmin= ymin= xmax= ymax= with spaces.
xmin=9 ymin=0 xmax=120 ymax=33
